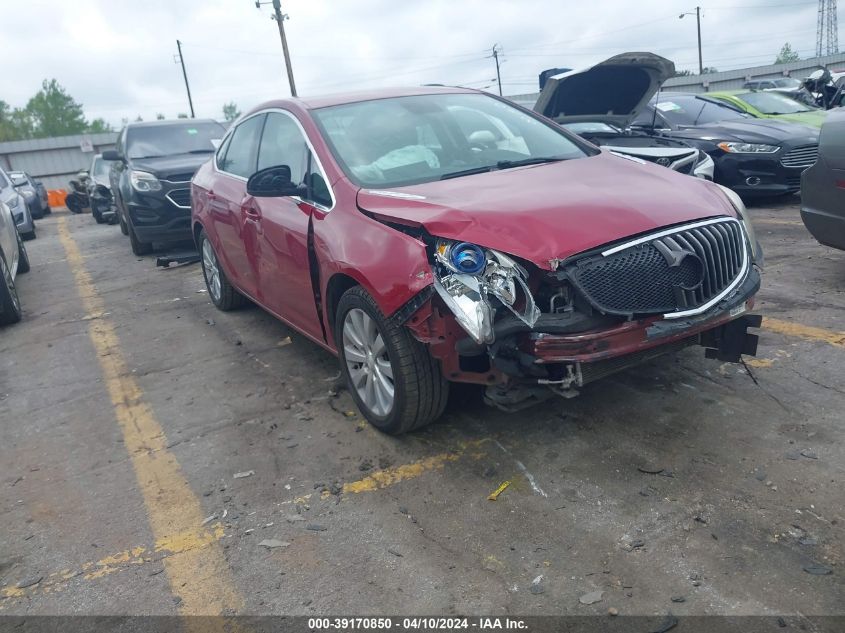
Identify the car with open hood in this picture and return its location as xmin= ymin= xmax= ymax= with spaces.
xmin=707 ymin=90 xmax=827 ymax=128
xmin=192 ymin=86 xmax=763 ymax=434
xmin=535 ymin=53 xmax=713 ymax=179
xmin=632 ymin=92 xmax=821 ymax=198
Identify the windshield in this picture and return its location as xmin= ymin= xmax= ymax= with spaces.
xmin=654 ymin=96 xmax=748 ymax=126
xmin=126 ymin=121 xmax=226 ymax=159
xmin=739 ymin=91 xmax=813 ymax=114
xmin=312 ymin=93 xmax=589 ymax=187
xmin=9 ymin=172 xmax=28 ymax=186
xmin=91 ymin=157 xmax=113 ymax=179
xmin=773 ymin=78 xmax=802 ymax=88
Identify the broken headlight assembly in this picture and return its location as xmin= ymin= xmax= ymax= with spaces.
xmin=431 ymin=239 xmax=540 ymax=345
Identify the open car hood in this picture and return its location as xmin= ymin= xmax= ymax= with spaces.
xmin=534 ymin=52 xmax=675 ymax=128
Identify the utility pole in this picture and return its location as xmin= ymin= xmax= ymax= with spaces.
xmin=256 ymin=0 xmax=297 ymax=96
xmin=175 ymin=40 xmax=195 ymax=118
xmin=491 ymin=44 xmax=503 ymax=96
xmin=679 ymin=7 xmax=703 ymax=74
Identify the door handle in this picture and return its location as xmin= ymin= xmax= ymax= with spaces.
xmin=243 ymin=205 xmax=261 ymax=221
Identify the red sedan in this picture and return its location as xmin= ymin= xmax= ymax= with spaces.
xmin=191 ymin=86 xmax=762 ymax=434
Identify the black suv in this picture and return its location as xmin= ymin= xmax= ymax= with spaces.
xmin=104 ymin=119 xmax=226 ymax=255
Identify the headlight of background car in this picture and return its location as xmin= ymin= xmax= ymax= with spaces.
xmin=717 ymin=142 xmax=779 ymax=154
xmin=716 ymin=184 xmax=761 ymax=264
xmin=130 ymin=170 xmax=162 ymax=192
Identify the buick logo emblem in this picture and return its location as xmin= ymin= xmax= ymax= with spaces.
xmin=656 ymin=157 xmax=672 ymax=167
xmin=654 ymin=241 xmax=706 ymax=295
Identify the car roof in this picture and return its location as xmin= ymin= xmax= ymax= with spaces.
xmin=125 ymin=118 xmax=222 ymax=129
xmin=249 ymin=85 xmax=479 ymax=112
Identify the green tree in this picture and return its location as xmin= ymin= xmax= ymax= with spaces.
xmin=26 ymin=79 xmax=87 ymax=138
xmin=775 ymin=42 xmax=801 ymax=64
xmin=177 ymin=112 xmax=189 ymax=119
xmin=0 ymin=100 xmax=32 ymax=141
xmin=700 ymin=66 xmax=719 ymax=75
xmin=156 ymin=113 xmax=165 ymax=120
xmin=222 ymin=102 xmax=241 ymax=122
xmin=88 ymin=118 xmax=112 ymax=133
xmin=673 ymin=69 xmax=693 ymax=77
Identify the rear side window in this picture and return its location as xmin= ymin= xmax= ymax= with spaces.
xmin=218 ymin=114 xmax=265 ymax=178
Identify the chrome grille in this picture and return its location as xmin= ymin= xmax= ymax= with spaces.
xmin=166 ymin=188 xmax=191 ymax=208
xmin=565 ymin=218 xmax=748 ymax=317
xmin=780 ymin=145 xmax=818 ymax=169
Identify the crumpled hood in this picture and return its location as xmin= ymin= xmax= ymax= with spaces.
xmin=534 ymin=52 xmax=675 ymax=128
xmin=356 ymin=151 xmax=736 ymax=270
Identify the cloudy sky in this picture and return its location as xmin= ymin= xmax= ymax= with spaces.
xmin=1 ymin=0 xmax=832 ymax=126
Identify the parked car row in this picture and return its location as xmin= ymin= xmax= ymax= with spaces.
xmin=0 ymin=166 xmax=37 ymax=241
xmin=534 ymin=52 xmax=823 ymax=199
xmin=91 ymin=52 xmax=842 ymax=433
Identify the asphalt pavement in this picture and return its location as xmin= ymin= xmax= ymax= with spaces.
xmin=1 ymin=199 xmax=843 ymax=618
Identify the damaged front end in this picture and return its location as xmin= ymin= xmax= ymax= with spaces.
xmin=402 ymin=219 xmax=762 ymax=412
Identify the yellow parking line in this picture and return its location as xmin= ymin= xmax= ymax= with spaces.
xmin=323 ymin=440 xmax=489 ymax=497
xmin=0 ymin=524 xmax=226 ymax=603
xmin=55 ymin=217 xmax=245 ymax=615
xmin=764 ymin=317 xmax=845 ymax=349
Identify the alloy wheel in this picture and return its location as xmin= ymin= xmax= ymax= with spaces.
xmin=1 ymin=256 xmax=19 ymax=312
xmin=201 ymin=239 xmax=222 ymax=302
xmin=342 ymin=308 xmax=394 ymax=417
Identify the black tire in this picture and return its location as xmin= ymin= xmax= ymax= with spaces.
xmin=0 ymin=248 xmax=22 ymax=325
xmin=16 ymin=231 xmax=30 ymax=274
xmin=44 ymin=205 xmax=51 ymax=215
xmin=335 ymin=286 xmax=448 ymax=434
xmin=128 ymin=219 xmax=152 ymax=255
xmin=22 ymin=225 xmax=36 ymax=241
xmin=118 ymin=212 xmax=129 ymax=236
xmin=93 ymin=208 xmax=105 ymax=224
xmin=198 ymin=228 xmax=246 ymax=311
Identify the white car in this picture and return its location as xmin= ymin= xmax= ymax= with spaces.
xmin=0 ymin=199 xmax=30 ymax=325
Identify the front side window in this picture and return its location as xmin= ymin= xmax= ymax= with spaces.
xmin=312 ymin=92 xmax=589 ymax=188
xmin=125 ymin=121 xmax=225 ymax=160
xmin=219 ymin=114 xmax=265 ymax=178
xmin=257 ymin=112 xmax=331 ymax=208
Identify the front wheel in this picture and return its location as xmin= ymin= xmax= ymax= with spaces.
xmin=0 ymin=250 xmax=22 ymax=325
xmin=336 ymin=286 xmax=448 ymax=434
xmin=93 ymin=208 xmax=105 ymax=224
xmin=127 ymin=218 xmax=152 ymax=255
xmin=118 ymin=212 xmax=129 ymax=235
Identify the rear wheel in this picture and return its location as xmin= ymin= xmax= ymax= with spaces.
xmin=22 ymin=225 xmax=36 ymax=241
xmin=335 ymin=286 xmax=448 ymax=434
xmin=118 ymin=212 xmax=129 ymax=235
xmin=93 ymin=208 xmax=105 ymax=224
xmin=16 ymin=231 xmax=30 ymax=274
xmin=0 ymin=249 xmax=22 ymax=325
xmin=199 ymin=229 xmax=246 ymax=311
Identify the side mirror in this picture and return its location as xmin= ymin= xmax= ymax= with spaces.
xmin=247 ymin=165 xmax=306 ymax=197
xmin=102 ymin=149 xmax=123 ymax=162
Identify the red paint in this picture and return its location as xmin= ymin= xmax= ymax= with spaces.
xmin=192 ymin=86 xmax=752 ymax=379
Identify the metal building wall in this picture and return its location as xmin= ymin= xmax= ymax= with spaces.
xmin=0 ymin=132 xmax=118 ymax=191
